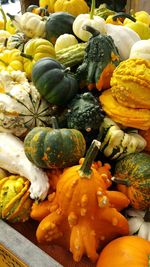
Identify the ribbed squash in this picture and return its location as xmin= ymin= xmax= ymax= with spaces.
xmin=99 ymin=89 xmax=150 ymax=130
xmin=39 ymin=0 xmax=56 ymax=13
xmin=6 ymin=32 xmax=29 ymax=51
xmin=113 ymin=152 xmax=150 ymax=210
xmin=111 ymin=58 xmax=150 ymax=109
xmin=0 ymin=49 xmax=24 ymax=72
xmin=54 ymin=0 xmax=89 ymax=16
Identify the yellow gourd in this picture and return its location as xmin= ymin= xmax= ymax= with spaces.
xmin=54 ymin=0 xmax=89 ymax=16
xmin=0 ymin=49 xmax=24 ymax=72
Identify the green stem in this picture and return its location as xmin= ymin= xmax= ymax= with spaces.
xmin=51 ymin=116 xmax=59 ymax=129
xmin=144 ymin=208 xmax=150 ymax=222
xmin=20 ymin=52 xmax=33 ymax=60
xmin=112 ymin=12 xmax=136 ymax=22
xmin=79 ymin=139 xmax=101 ymax=178
xmin=111 ymin=176 xmax=130 ymax=186
xmin=0 ymin=5 xmax=7 ymax=30
xmin=6 ymin=13 xmax=15 ymax=21
xmin=90 ymin=0 xmax=95 ymax=20
xmin=82 ymin=25 xmax=100 ymax=37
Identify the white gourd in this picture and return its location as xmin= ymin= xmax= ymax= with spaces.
xmin=129 ymin=39 xmax=150 ymax=60
xmin=55 ymin=34 xmax=78 ymax=52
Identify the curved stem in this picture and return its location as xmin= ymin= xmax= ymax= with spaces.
xmin=112 ymin=12 xmax=136 ymax=22
xmin=82 ymin=25 xmax=100 ymax=37
xmin=111 ymin=177 xmax=130 ymax=186
xmin=20 ymin=52 xmax=33 ymax=60
xmin=90 ymin=0 xmax=95 ymax=20
xmin=51 ymin=116 xmax=59 ymax=129
xmin=0 ymin=5 xmax=7 ymax=30
xmin=6 ymin=13 xmax=15 ymax=21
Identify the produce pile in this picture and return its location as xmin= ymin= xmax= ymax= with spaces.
xmin=0 ymin=0 xmax=150 ymax=266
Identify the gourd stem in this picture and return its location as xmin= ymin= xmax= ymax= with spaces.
xmin=82 ymin=25 xmax=100 ymax=37
xmin=0 ymin=5 xmax=7 ymax=30
xmin=51 ymin=116 xmax=59 ymax=129
xmin=112 ymin=12 xmax=136 ymax=22
xmin=6 ymin=13 xmax=15 ymax=21
xmin=111 ymin=177 xmax=130 ymax=186
xmin=20 ymin=52 xmax=33 ymax=60
xmin=4 ymin=37 xmax=8 ymax=47
xmin=79 ymin=139 xmax=101 ymax=178
xmin=143 ymin=208 xmax=150 ymax=222
xmin=90 ymin=0 xmax=95 ymax=20
xmin=0 ymin=59 xmax=7 ymax=65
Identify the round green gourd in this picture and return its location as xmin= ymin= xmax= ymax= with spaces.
xmin=32 ymin=57 xmax=79 ymax=106
xmin=24 ymin=121 xmax=86 ymax=169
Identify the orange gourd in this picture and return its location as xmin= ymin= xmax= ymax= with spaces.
xmin=96 ymin=236 xmax=150 ymax=267
xmin=35 ymin=140 xmax=130 ymax=262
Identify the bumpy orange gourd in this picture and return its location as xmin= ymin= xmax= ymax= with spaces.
xmin=96 ymin=236 xmax=150 ymax=267
xmin=35 ymin=140 xmax=130 ymax=262
xmin=111 ymin=58 xmax=150 ymax=109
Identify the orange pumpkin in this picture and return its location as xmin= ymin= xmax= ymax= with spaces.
xmin=96 ymin=236 xmax=150 ymax=267
xmin=35 ymin=140 xmax=130 ymax=262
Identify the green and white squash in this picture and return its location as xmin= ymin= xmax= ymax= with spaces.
xmin=6 ymin=32 xmax=29 ymax=51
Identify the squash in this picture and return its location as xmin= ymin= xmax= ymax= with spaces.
xmin=72 ymin=0 xmax=106 ymax=42
xmin=21 ymin=38 xmax=56 ymax=80
xmin=54 ymin=0 xmax=89 ymax=17
xmin=139 ymin=128 xmax=150 ymax=152
xmin=45 ymin=12 xmax=75 ymax=45
xmin=67 ymin=92 xmax=104 ymax=132
xmin=96 ymin=236 xmax=150 ymax=267
xmin=32 ymin=57 xmax=79 ymax=106
xmin=55 ymin=33 xmax=78 ymax=52
xmin=0 ymin=175 xmax=33 ymax=222
xmin=7 ymin=12 xmax=46 ymax=39
xmin=24 ymin=117 xmax=86 ymax=169
xmin=76 ymin=25 xmax=120 ymax=91
xmin=0 ymin=132 xmax=49 ymax=200
xmin=0 ymin=71 xmax=58 ymax=137
xmin=0 ymin=49 xmax=24 ymax=72
xmin=111 ymin=58 xmax=150 ymax=109
xmin=113 ymin=152 xmax=150 ymax=210
xmin=99 ymin=89 xmax=150 ymax=130
xmin=94 ymin=4 xmax=116 ymax=20
xmin=6 ymin=19 xmax=16 ymax=34
xmin=6 ymin=32 xmax=29 ymax=51
xmin=36 ymin=140 xmax=129 ymax=262
xmin=129 ymin=39 xmax=150 ymax=60
xmin=26 ymin=5 xmax=49 ymax=16
xmin=126 ymin=208 xmax=150 ymax=241
xmin=98 ymin=117 xmax=146 ymax=160
xmin=0 ymin=30 xmax=11 ymax=46
xmin=39 ymin=0 xmax=56 ymax=13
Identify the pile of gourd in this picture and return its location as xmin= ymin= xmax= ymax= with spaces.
xmin=0 ymin=0 xmax=150 ymax=266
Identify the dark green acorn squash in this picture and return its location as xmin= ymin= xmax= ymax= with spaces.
xmin=24 ymin=117 xmax=86 ymax=169
xmin=113 ymin=152 xmax=150 ymax=210
xmin=76 ymin=25 xmax=120 ymax=91
xmin=45 ymin=12 xmax=75 ymax=44
xmin=32 ymin=57 xmax=79 ymax=106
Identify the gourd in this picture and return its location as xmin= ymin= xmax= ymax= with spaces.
xmin=0 ymin=48 xmax=24 ymax=72
xmin=0 ymin=71 xmax=57 ymax=137
xmin=113 ymin=152 xmax=150 ymax=210
xmin=67 ymin=92 xmax=104 ymax=132
xmin=76 ymin=25 xmax=120 ymax=91
xmin=139 ymin=128 xmax=150 ymax=152
xmin=26 ymin=5 xmax=49 ymax=17
xmin=0 ymin=132 xmax=49 ymax=200
xmin=111 ymin=58 xmax=150 ymax=109
xmin=54 ymin=0 xmax=89 ymax=16
xmin=6 ymin=32 xmax=29 ymax=51
xmin=96 ymin=236 xmax=150 ymax=267
xmin=21 ymin=38 xmax=56 ymax=80
xmin=72 ymin=0 xmax=106 ymax=42
xmin=35 ymin=140 xmax=129 ymax=262
xmin=0 ymin=30 xmax=11 ymax=45
xmin=126 ymin=208 xmax=150 ymax=241
xmin=24 ymin=117 xmax=86 ymax=169
xmin=55 ymin=34 xmax=78 ymax=52
xmin=129 ymin=39 xmax=150 ymax=60
xmin=98 ymin=117 xmax=146 ymax=160
xmin=94 ymin=4 xmax=116 ymax=20
xmin=32 ymin=57 xmax=79 ymax=106
xmin=56 ymin=42 xmax=87 ymax=67
xmin=0 ymin=175 xmax=33 ymax=222
xmin=7 ymin=12 xmax=46 ymax=39
xmin=45 ymin=12 xmax=75 ymax=45
xmin=39 ymin=0 xmax=56 ymax=13
xmin=99 ymin=89 xmax=150 ymax=130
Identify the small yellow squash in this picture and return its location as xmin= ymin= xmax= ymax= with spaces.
xmin=54 ymin=0 xmax=89 ymax=16
xmin=0 ymin=49 xmax=24 ymax=72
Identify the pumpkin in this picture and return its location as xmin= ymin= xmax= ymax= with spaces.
xmin=99 ymin=89 xmax=150 ymax=130
xmin=0 ymin=132 xmax=49 ymax=200
xmin=45 ymin=12 xmax=75 ymax=45
xmin=39 ymin=0 xmax=56 ymax=13
xmin=32 ymin=57 xmax=79 ymax=106
xmin=55 ymin=33 xmax=78 ymax=52
xmin=6 ymin=32 xmax=29 ymax=51
xmin=111 ymin=58 xmax=150 ymax=109
xmin=24 ymin=117 xmax=86 ymax=169
xmin=54 ymin=0 xmax=89 ymax=17
xmin=21 ymin=38 xmax=56 ymax=80
xmin=35 ymin=140 xmax=129 ymax=262
xmin=113 ymin=152 xmax=150 ymax=210
xmin=126 ymin=208 xmax=150 ymax=241
xmin=0 ymin=175 xmax=33 ymax=222
xmin=129 ymin=39 xmax=150 ymax=60
xmin=98 ymin=117 xmax=146 ymax=160
xmin=76 ymin=25 xmax=120 ymax=91
xmin=0 ymin=71 xmax=58 ymax=137
xmin=7 ymin=12 xmax=46 ymax=39
xmin=0 ymin=49 xmax=24 ymax=72
xmin=72 ymin=0 xmax=106 ymax=42
xmin=96 ymin=236 xmax=150 ymax=267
